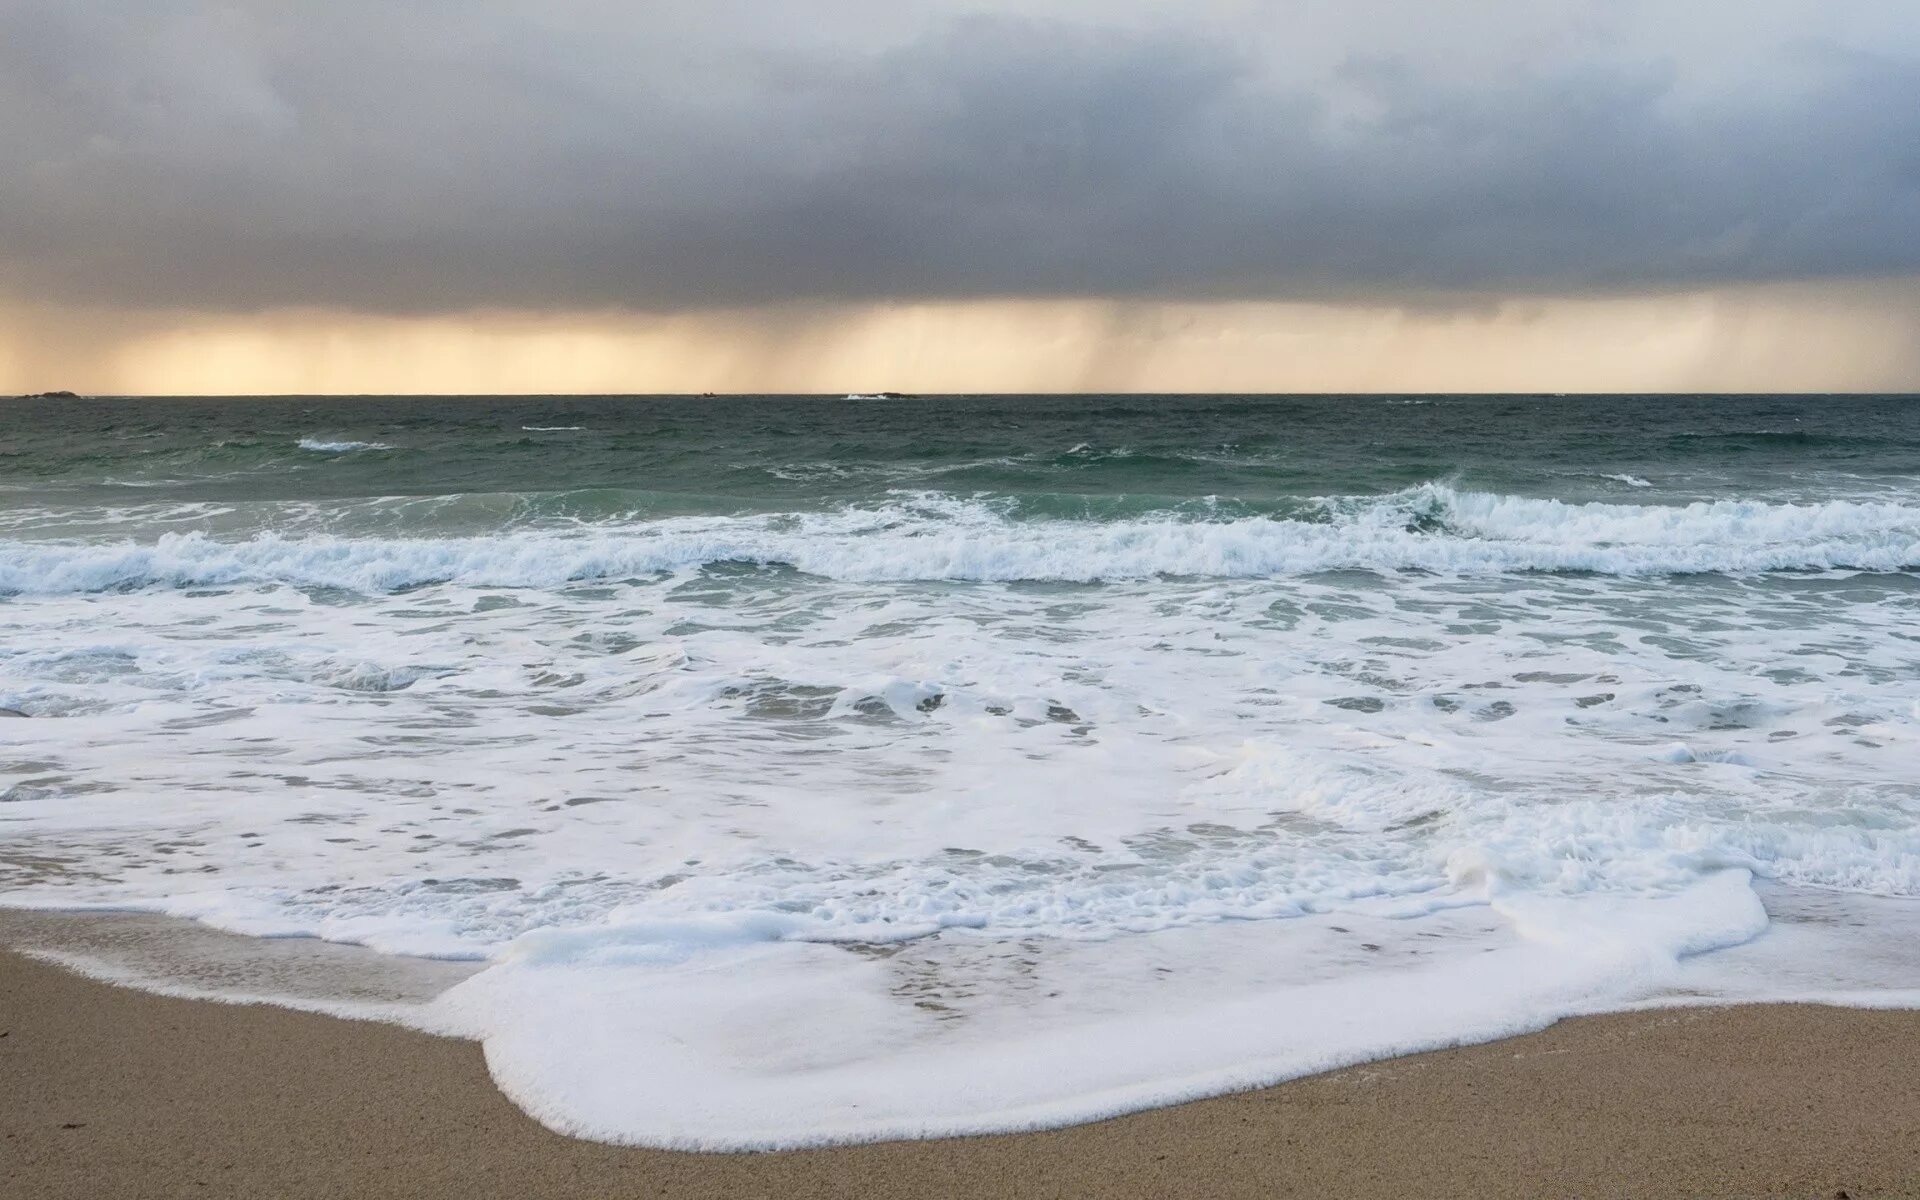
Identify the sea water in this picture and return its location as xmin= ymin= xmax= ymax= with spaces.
xmin=2 ymin=394 xmax=1917 ymax=1147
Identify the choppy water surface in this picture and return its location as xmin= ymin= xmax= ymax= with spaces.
xmin=3 ymin=394 xmax=1918 ymax=1147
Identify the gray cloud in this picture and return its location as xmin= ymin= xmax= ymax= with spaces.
xmin=3 ymin=1 xmax=1918 ymax=313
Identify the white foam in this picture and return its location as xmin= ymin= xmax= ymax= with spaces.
xmin=427 ymin=871 xmax=1774 ymax=1148
xmin=297 ymin=437 xmax=391 ymax=453
xmin=2 ymin=485 xmax=1917 ymax=593
xmin=3 ymin=484 xmax=1917 ymax=1147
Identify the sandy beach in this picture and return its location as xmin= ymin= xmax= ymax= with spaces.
xmin=2 ymin=930 xmax=1914 ymax=1199
xmin=11 ymin=0 xmax=1920 ymax=1191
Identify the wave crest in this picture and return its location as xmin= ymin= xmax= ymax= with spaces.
xmin=297 ymin=437 xmax=391 ymax=453
xmin=3 ymin=485 xmax=1916 ymax=593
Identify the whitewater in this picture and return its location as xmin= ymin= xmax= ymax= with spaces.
xmin=2 ymin=393 xmax=1917 ymax=1148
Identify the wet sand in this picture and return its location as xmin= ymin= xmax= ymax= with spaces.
xmin=3 ymin=940 xmax=1918 ymax=1198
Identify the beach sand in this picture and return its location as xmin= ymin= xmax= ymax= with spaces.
xmin=3 ymin=934 xmax=1917 ymax=1199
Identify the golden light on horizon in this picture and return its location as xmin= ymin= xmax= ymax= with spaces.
xmin=5 ymin=278 xmax=1918 ymax=397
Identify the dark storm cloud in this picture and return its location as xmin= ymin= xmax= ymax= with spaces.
xmin=2 ymin=1 xmax=1918 ymax=313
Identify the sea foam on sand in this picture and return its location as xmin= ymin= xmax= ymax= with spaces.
xmin=419 ymin=871 xmax=1772 ymax=1148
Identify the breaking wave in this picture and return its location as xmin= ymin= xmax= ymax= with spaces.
xmin=297 ymin=437 xmax=392 ymax=453
xmin=3 ymin=485 xmax=1917 ymax=593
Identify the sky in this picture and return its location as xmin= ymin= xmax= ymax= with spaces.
xmin=3 ymin=0 xmax=1918 ymax=394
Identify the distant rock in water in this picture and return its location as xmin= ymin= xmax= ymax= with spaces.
xmin=20 ymin=390 xmax=79 ymax=400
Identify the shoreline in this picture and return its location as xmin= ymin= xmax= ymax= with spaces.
xmin=3 ymin=918 xmax=1917 ymax=1197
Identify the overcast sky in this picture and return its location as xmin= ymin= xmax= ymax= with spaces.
xmin=3 ymin=1 xmax=1917 ymax=391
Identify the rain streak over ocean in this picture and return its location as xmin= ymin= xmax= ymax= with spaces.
xmin=3 ymin=393 xmax=1919 ymax=1147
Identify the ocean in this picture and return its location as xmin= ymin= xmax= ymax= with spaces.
xmin=3 ymin=393 xmax=1918 ymax=1147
